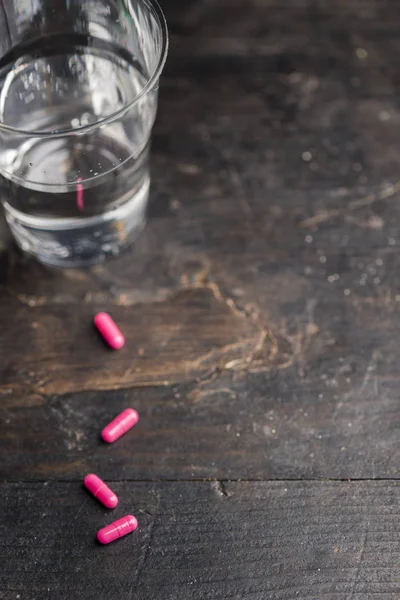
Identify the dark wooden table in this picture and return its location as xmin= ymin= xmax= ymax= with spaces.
xmin=2 ymin=1 xmax=400 ymax=598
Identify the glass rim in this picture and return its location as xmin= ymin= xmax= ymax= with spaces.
xmin=0 ymin=0 xmax=168 ymax=138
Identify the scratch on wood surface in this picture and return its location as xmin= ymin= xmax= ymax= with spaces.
xmin=274 ymin=299 xmax=320 ymax=377
xmin=358 ymin=351 xmax=379 ymax=396
xmin=300 ymin=181 xmax=400 ymax=228
xmin=132 ymin=493 xmax=160 ymax=592
xmin=332 ymin=350 xmax=380 ymax=426
xmin=74 ymin=500 xmax=87 ymax=521
xmin=346 ymin=519 xmax=369 ymax=599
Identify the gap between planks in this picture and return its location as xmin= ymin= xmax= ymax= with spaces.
xmin=2 ymin=477 xmax=400 ymax=484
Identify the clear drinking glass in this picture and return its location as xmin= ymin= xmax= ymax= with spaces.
xmin=0 ymin=0 xmax=168 ymax=267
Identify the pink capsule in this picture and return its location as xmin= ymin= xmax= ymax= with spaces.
xmin=102 ymin=408 xmax=139 ymax=443
xmin=97 ymin=514 xmax=138 ymax=545
xmin=94 ymin=312 xmax=125 ymax=350
xmin=83 ymin=474 xmax=118 ymax=509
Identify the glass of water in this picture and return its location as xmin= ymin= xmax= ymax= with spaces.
xmin=0 ymin=0 xmax=168 ymax=266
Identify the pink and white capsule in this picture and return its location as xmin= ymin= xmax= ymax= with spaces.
xmin=97 ymin=515 xmax=138 ymax=544
xmin=102 ymin=408 xmax=139 ymax=443
xmin=94 ymin=312 xmax=125 ymax=349
xmin=84 ymin=474 xmax=118 ymax=508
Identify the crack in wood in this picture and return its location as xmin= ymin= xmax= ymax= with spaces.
xmin=2 ymin=477 xmax=399 ymax=484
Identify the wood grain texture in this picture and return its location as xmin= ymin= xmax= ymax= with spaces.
xmin=2 ymin=481 xmax=400 ymax=600
xmin=2 ymin=0 xmax=400 ymax=597
xmin=0 ymin=286 xmax=273 ymax=401
xmin=1 ymin=361 xmax=399 ymax=481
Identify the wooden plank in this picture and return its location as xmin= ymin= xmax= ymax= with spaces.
xmin=1 ymin=480 xmax=400 ymax=599
xmin=0 ymin=283 xmax=290 ymax=403
xmin=2 ymin=354 xmax=399 ymax=481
